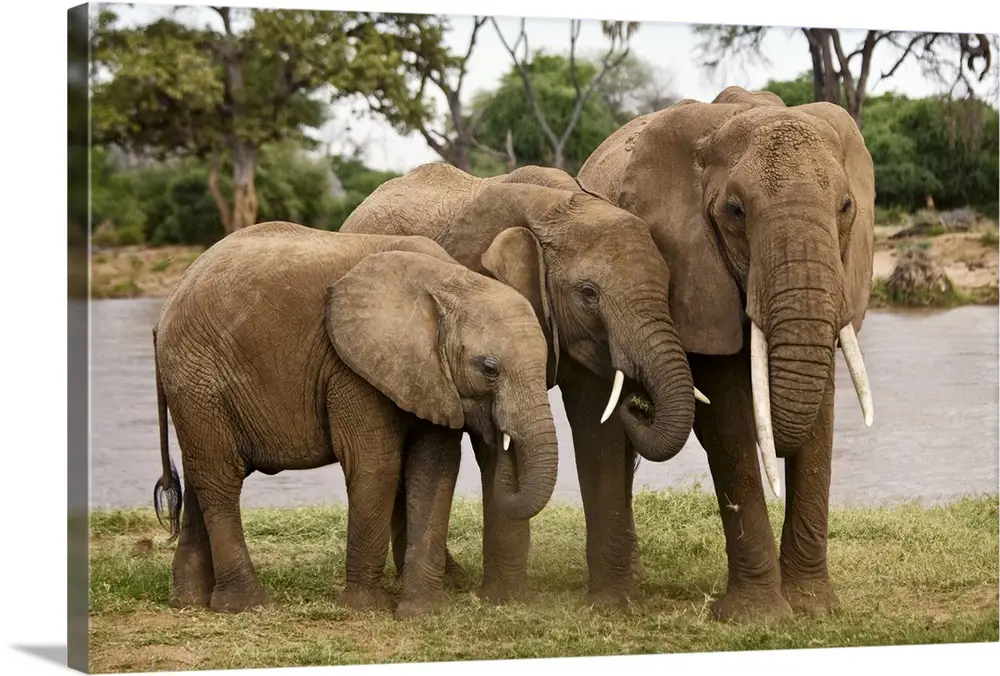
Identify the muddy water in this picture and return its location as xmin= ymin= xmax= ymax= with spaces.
xmin=89 ymin=299 xmax=999 ymax=509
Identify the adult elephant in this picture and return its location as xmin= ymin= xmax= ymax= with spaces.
xmin=577 ymin=86 xmax=876 ymax=620
xmin=341 ymin=163 xmax=704 ymax=607
xmin=152 ymin=222 xmax=559 ymax=618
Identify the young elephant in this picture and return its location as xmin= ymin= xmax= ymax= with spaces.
xmin=151 ymin=221 xmax=558 ymax=619
xmin=341 ymin=163 xmax=705 ymax=607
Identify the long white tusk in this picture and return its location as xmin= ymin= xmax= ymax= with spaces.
xmin=750 ymin=322 xmax=782 ymax=499
xmin=694 ymin=387 xmax=711 ymax=405
xmin=503 ymin=433 xmax=511 ymax=451
xmin=600 ymin=370 xmax=625 ymax=424
xmin=838 ymin=324 xmax=874 ymax=427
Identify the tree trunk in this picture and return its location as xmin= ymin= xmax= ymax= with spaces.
xmin=450 ymin=137 xmax=472 ymax=173
xmin=230 ymin=141 xmax=259 ymax=232
xmin=553 ymin=144 xmax=565 ymax=171
xmin=207 ymin=152 xmax=234 ymax=235
xmin=504 ymin=129 xmax=517 ymax=173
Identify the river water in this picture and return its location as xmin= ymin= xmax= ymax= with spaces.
xmin=89 ymin=299 xmax=999 ymax=510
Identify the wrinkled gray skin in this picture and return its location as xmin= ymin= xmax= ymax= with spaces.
xmin=341 ymin=164 xmax=697 ymax=607
xmin=152 ymin=222 xmax=558 ymax=619
xmin=578 ymin=87 xmax=877 ymax=620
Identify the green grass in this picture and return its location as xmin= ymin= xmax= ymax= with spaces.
xmin=980 ymin=228 xmax=999 ymax=248
xmin=151 ymin=258 xmax=172 ymax=273
xmin=88 ymin=489 xmax=998 ymax=673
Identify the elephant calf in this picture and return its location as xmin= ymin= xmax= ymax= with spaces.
xmin=151 ymin=221 xmax=559 ymax=619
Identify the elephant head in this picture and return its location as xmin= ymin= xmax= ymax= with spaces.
xmin=442 ymin=177 xmax=704 ymax=464
xmin=580 ymin=87 xmax=875 ymax=496
xmin=326 ymin=250 xmax=558 ymax=520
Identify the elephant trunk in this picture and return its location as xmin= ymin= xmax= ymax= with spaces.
xmin=606 ymin=300 xmax=697 ymax=463
xmin=747 ymin=215 xmax=875 ymax=498
xmin=492 ymin=386 xmax=559 ymax=520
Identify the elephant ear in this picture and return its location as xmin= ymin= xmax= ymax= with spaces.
xmin=799 ymin=102 xmax=876 ymax=335
xmin=481 ymin=227 xmax=560 ymax=386
xmin=614 ymin=102 xmax=753 ymax=355
xmin=325 ymin=250 xmax=465 ymax=430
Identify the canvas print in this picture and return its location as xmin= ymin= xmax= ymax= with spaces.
xmin=68 ymin=1 xmax=999 ymax=673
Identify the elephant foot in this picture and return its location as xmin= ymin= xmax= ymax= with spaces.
xmin=395 ymin=591 xmax=448 ymax=620
xmin=586 ymin=586 xmax=646 ymax=613
xmin=169 ymin=585 xmax=212 ymax=609
xmin=475 ymin=579 xmax=530 ymax=605
xmin=169 ymin=546 xmax=214 ymax=608
xmin=209 ymin=584 xmax=271 ymax=613
xmin=338 ymin=585 xmax=391 ymax=611
xmin=782 ymin=578 xmax=840 ymax=617
xmin=711 ymin=584 xmax=793 ymax=623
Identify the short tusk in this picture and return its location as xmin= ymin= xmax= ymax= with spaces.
xmin=694 ymin=387 xmax=711 ymax=405
xmin=750 ymin=322 xmax=782 ymax=499
xmin=838 ymin=324 xmax=874 ymax=427
xmin=503 ymin=433 xmax=511 ymax=451
xmin=600 ymin=370 xmax=625 ymax=424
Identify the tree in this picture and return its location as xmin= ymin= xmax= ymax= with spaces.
xmin=491 ymin=19 xmax=639 ymax=170
xmin=593 ymin=52 xmax=679 ymax=124
xmin=91 ymin=7 xmax=446 ymax=232
xmin=693 ymin=26 xmax=995 ymax=125
xmin=360 ymin=17 xmax=503 ymax=172
xmin=471 ymin=52 xmax=621 ymax=173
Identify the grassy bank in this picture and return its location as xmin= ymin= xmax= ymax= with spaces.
xmin=88 ymin=489 xmax=999 ymax=673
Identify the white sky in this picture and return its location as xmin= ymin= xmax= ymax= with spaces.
xmin=105 ymin=2 xmax=998 ymax=172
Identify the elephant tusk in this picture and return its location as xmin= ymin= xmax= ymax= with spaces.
xmin=749 ymin=322 xmax=782 ymax=499
xmin=694 ymin=387 xmax=711 ymax=405
xmin=503 ymin=433 xmax=511 ymax=451
xmin=600 ymin=370 xmax=625 ymax=424
xmin=838 ymin=324 xmax=874 ymax=427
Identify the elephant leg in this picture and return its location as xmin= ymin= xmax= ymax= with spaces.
xmin=473 ymin=436 xmax=531 ymax=603
xmin=168 ymin=475 xmax=215 ymax=608
xmin=191 ymin=462 xmax=269 ymax=612
xmin=168 ymin=404 xmax=268 ymax=614
xmin=688 ymin=351 xmax=792 ymax=622
xmin=559 ymin=362 xmax=642 ymax=609
xmin=329 ymin=374 xmax=404 ymax=611
xmin=391 ymin=480 xmax=407 ymax=581
xmin=395 ymin=425 xmax=463 ymax=619
xmin=391 ymin=459 xmax=471 ymax=592
xmin=779 ymin=375 xmax=838 ymax=616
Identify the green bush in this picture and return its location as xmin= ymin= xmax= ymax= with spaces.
xmin=90 ymin=142 xmax=377 ymax=245
xmin=874 ymin=205 xmax=907 ymax=225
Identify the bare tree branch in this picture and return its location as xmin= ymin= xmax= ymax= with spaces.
xmin=493 ymin=17 xmax=636 ymax=168
xmin=879 ymin=32 xmax=929 ymax=84
xmin=491 ymin=18 xmax=560 ymax=150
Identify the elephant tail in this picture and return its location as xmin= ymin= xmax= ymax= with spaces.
xmin=152 ymin=328 xmax=182 ymax=543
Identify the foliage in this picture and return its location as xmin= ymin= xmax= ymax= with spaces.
xmin=473 ymin=52 xmax=620 ymax=173
xmin=91 ymin=142 xmax=363 ymax=246
xmin=695 ymin=26 xmax=996 ymax=124
xmin=488 ymin=19 xmax=636 ymax=171
xmin=592 ymin=52 xmax=679 ymax=124
xmin=325 ymin=155 xmax=401 ymax=230
xmin=90 ymin=7 xmax=451 ymax=230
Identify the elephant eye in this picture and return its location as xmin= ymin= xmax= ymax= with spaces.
xmin=726 ymin=199 xmax=745 ymax=220
xmin=840 ymin=197 xmax=853 ymax=214
xmin=476 ymin=355 xmax=501 ymax=379
xmin=578 ymin=281 xmax=600 ymax=304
